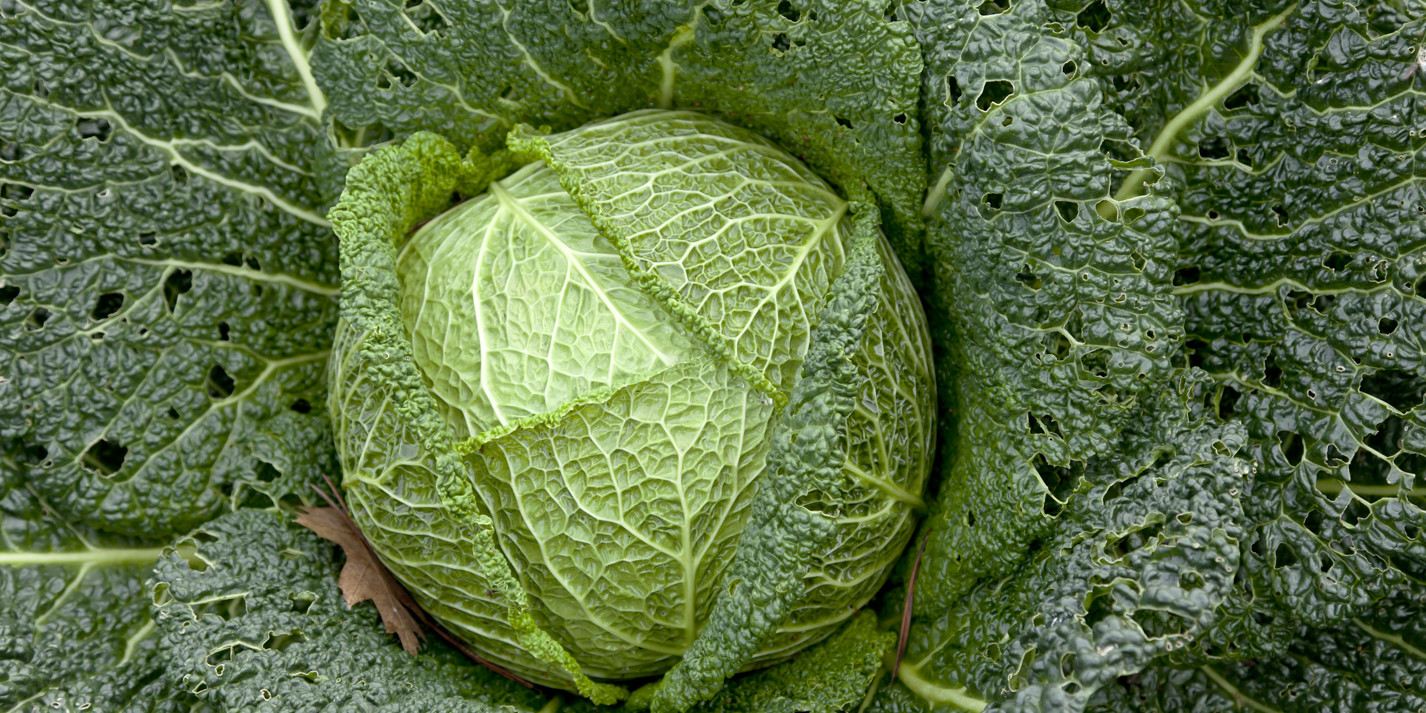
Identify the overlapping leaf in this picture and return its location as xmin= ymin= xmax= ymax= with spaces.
xmin=885 ymin=1 xmax=1426 ymax=711
xmin=311 ymin=0 xmax=928 ymax=279
xmin=150 ymin=508 xmax=902 ymax=713
xmin=890 ymin=376 xmax=1248 ymax=712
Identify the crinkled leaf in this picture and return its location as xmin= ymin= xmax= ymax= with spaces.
xmin=886 ymin=1 xmax=1426 ymax=711
xmin=685 ymin=611 xmax=895 ymax=713
xmin=892 ymin=376 xmax=1248 ymax=713
xmin=506 ymin=111 xmax=861 ymax=399
xmin=0 ymin=0 xmax=343 ymax=538
xmin=900 ymin=0 xmax=1184 ymax=615
xmin=149 ymin=509 xmax=551 ymax=713
xmin=649 ymin=209 xmax=887 ymax=713
xmin=1060 ymin=0 xmax=1426 ymax=637
xmin=0 ymin=453 xmax=202 ymax=713
xmin=1091 ymin=587 xmax=1426 ymax=712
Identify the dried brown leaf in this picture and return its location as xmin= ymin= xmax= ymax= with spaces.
xmin=295 ymin=483 xmax=533 ymax=687
xmin=296 ymin=505 xmax=427 ymax=655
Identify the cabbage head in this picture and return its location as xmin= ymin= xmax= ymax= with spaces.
xmin=327 ymin=110 xmax=934 ymax=698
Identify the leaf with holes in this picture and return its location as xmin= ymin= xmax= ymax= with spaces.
xmin=884 ymin=375 xmax=1250 ymax=712
xmin=0 ymin=452 xmax=196 ymax=712
xmin=1090 ymin=585 xmax=1426 ymax=713
xmin=310 ymin=0 xmax=928 ymax=281
xmin=878 ymin=0 xmax=1426 ymax=711
xmin=899 ymin=0 xmax=1185 ymax=621
xmin=1067 ymin=0 xmax=1426 ymax=638
xmin=4 ymin=0 xmax=935 ymax=710
xmin=150 ymin=509 xmax=556 ymax=713
xmin=0 ymin=0 xmax=344 ymax=538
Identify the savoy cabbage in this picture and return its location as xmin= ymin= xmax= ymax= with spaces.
xmin=325 ymin=111 xmax=934 ymax=704
xmin=1 ymin=0 xmax=1423 ymax=712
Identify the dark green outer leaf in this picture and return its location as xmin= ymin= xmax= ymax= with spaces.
xmin=0 ymin=0 xmax=343 ymax=538
xmin=882 ymin=1 xmax=1426 ymax=711
xmin=898 ymin=0 xmax=1184 ymax=615
xmin=310 ymin=0 xmax=929 ymax=282
xmin=1090 ymin=588 xmax=1426 ymax=712
xmin=892 ymin=375 xmax=1248 ymax=713
xmin=0 ymin=455 xmax=205 ymax=713
xmin=1061 ymin=0 xmax=1426 ymax=632
xmin=150 ymin=509 xmax=553 ymax=713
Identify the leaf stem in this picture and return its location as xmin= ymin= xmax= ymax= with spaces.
xmin=0 ymin=548 xmax=167 ymax=566
xmin=1114 ymin=4 xmax=1297 ymax=202
xmin=895 ymin=660 xmax=987 ymax=712
xmin=263 ymin=0 xmax=328 ymax=116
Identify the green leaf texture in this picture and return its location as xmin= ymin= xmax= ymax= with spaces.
xmin=394 ymin=158 xmax=702 ymax=437
xmin=520 ymin=117 xmax=932 ymax=706
xmin=0 ymin=454 xmax=201 ymax=713
xmin=507 ymin=111 xmax=859 ymax=399
xmin=0 ymin=0 xmax=342 ymax=538
xmin=147 ymin=508 xmax=903 ymax=713
xmin=901 ymin=0 xmax=1184 ymax=614
xmin=1066 ymin=0 xmax=1426 ymax=634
